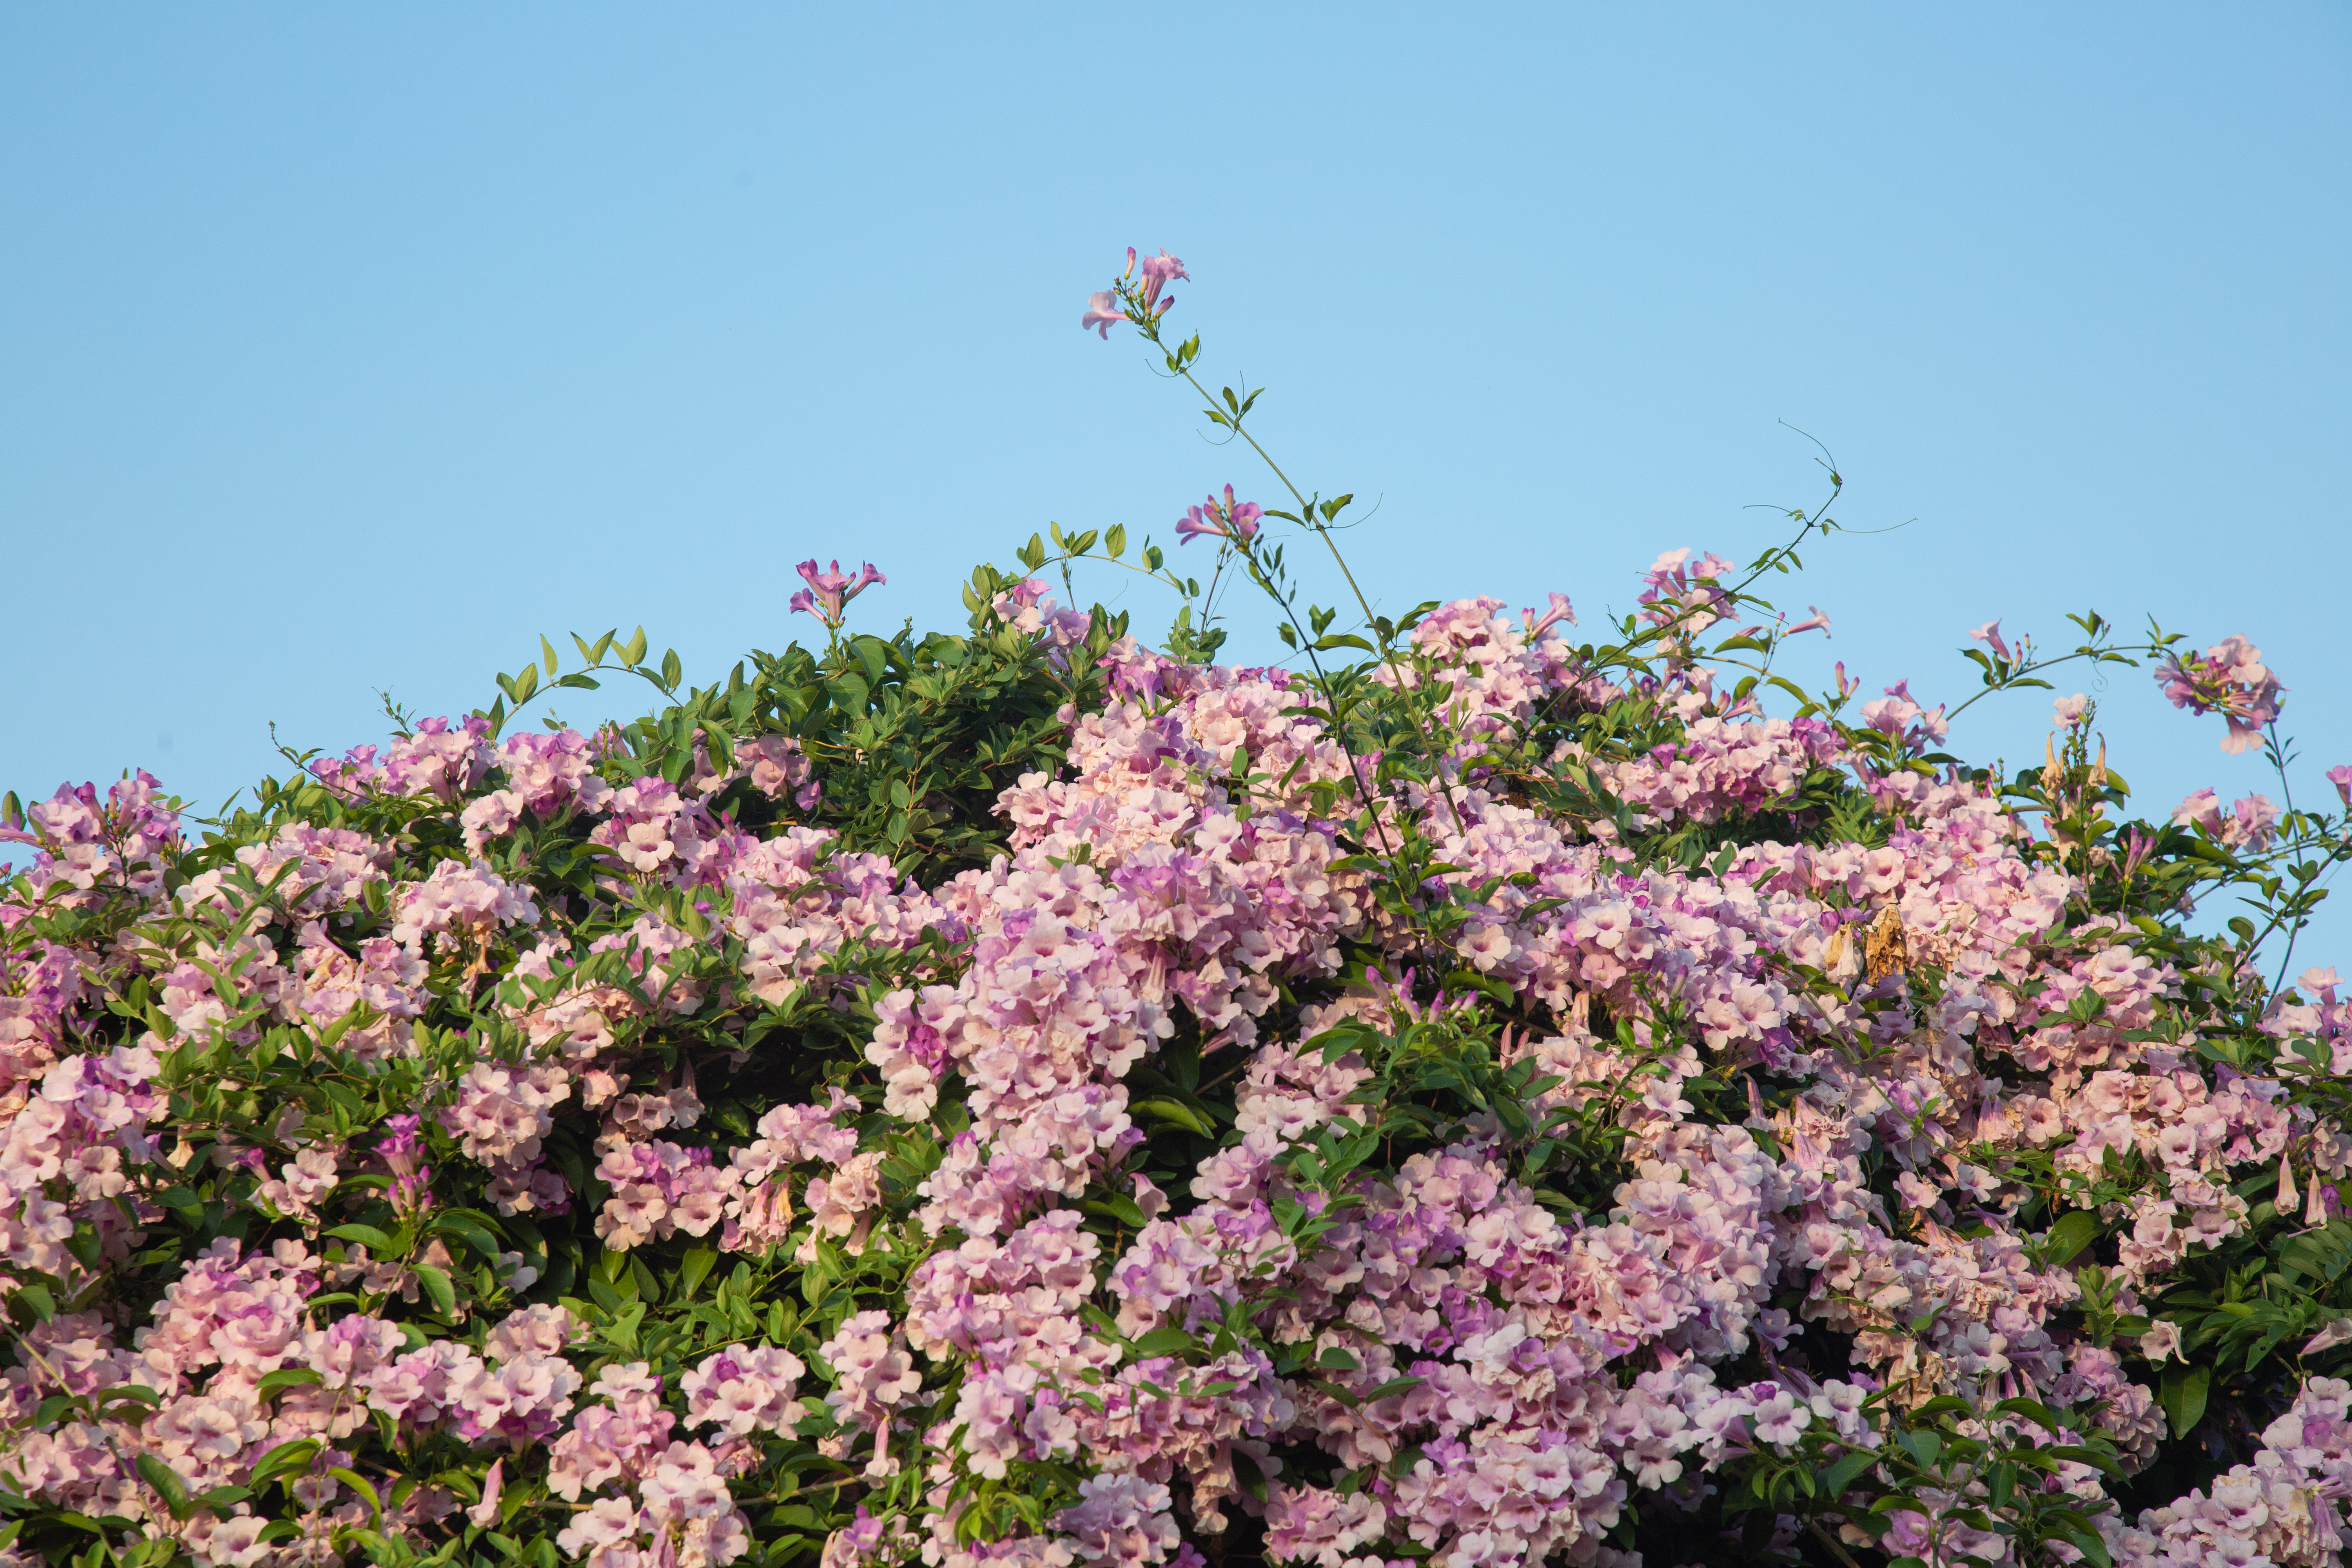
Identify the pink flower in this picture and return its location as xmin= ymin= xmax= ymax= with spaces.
xmin=2230 ymin=793 xmax=2281 ymax=851
xmin=1521 ymin=592 xmax=1575 ymax=638
xmin=1082 ymin=291 xmax=1127 ymax=339
xmin=1783 ymin=606 xmax=1832 ymax=639
xmin=1637 ymin=549 xmax=1737 ymax=642
xmin=2329 ymin=763 xmax=2352 ymax=807
xmin=791 ymin=559 xmax=886 ymax=629
xmin=1136 ymin=248 xmax=1188 ymax=316
xmin=378 ymin=1114 xmax=433 ymax=1218
xmin=2173 ymin=786 xmax=2223 ymax=833
xmin=1748 ymin=1389 xmax=1807 ymax=1447
xmin=2155 ymin=633 xmax=2284 ymax=752
xmin=2053 ymin=693 xmax=2089 ymax=727
xmin=1969 ymin=619 xmax=2014 ymax=662
xmin=468 ymin=1457 xmax=504 ymax=1528
xmin=1175 ymin=485 xmax=1262 ymax=546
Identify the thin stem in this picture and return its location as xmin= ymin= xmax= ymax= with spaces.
xmin=1944 ymin=645 xmax=2131 ymax=723
xmin=1167 ymin=359 xmax=1479 ymax=839
xmin=1168 ymin=361 xmax=1388 ymax=637
xmin=1806 ymin=1518 xmax=1867 ymax=1568
xmin=1118 ymin=295 xmax=1453 ymax=878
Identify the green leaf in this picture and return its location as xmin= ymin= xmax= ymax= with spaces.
xmin=256 ymin=1367 xmax=323 ymax=1398
xmin=1130 ymin=1097 xmax=1213 ymax=1136
xmin=330 ymin=1467 xmax=383 ymax=1517
xmin=428 ymin=1214 xmax=502 ymax=1262
xmin=135 ymin=1454 xmax=193 ymax=1519
xmin=1316 ymin=1346 xmax=1361 ymax=1371
xmin=2060 ymin=1529 xmax=2115 ymax=1568
xmin=1820 ymin=1449 xmax=1876 ymax=1499
xmin=1229 ymin=1445 xmax=1269 ymax=1503
xmin=1130 ymin=1327 xmax=1201 ymax=1360
xmin=247 ymin=1437 xmax=323 ymax=1488
xmin=325 ymin=1223 xmax=401 ymax=1255
xmin=2160 ymin=1363 xmax=2210 ymax=1439
xmin=414 ymin=1263 xmax=457 ymax=1319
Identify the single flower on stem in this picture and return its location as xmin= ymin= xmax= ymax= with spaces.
xmin=2325 ymin=763 xmax=2350 ymax=808
xmin=1521 ymin=592 xmax=1576 ymax=639
xmin=1782 ymin=605 xmax=1832 ymax=639
xmin=1969 ymin=619 xmax=2015 ymax=663
xmin=1081 ymin=291 xmax=1127 ymax=339
xmin=792 ymin=559 xmax=887 ymax=631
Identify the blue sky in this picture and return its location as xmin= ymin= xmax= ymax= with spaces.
xmin=4 ymin=5 xmax=2347 ymax=956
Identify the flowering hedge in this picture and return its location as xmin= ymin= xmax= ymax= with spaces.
xmin=7 ymin=254 xmax=2352 ymax=1568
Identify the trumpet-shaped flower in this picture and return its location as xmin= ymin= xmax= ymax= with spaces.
xmin=1136 ymin=248 xmax=1188 ymax=316
xmin=1174 ymin=485 xmax=1261 ymax=545
xmin=1082 ymin=291 xmax=1127 ymax=339
xmin=2155 ymin=633 xmax=2285 ymax=752
xmin=791 ymin=559 xmax=886 ymax=629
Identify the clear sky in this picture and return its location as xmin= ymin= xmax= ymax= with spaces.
xmin=4 ymin=5 xmax=2347 ymax=955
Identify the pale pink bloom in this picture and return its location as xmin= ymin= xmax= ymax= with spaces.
xmin=468 ymin=1458 xmax=504 ymax=1528
xmin=1175 ymin=485 xmax=1261 ymax=546
xmin=1521 ymin=592 xmax=1575 ymax=638
xmin=1136 ymin=248 xmax=1188 ymax=316
xmin=1082 ymin=291 xmax=1127 ymax=339
xmin=791 ymin=559 xmax=886 ymax=628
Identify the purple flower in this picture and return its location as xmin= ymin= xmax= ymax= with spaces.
xmin=379 ymin=1114 xmax=434 ymax=1216
xmin=1783 ymin=606 xmax=1832 ymax=639
xmin=1081 ymin=291 xmax=1127 ymax=339
xmin=378 ymin=1113 xmax=423 ymax=1170
xmin=2155 ymin=634 xmax=2284 ymax=753
xmin=1174 ymin=485 xmax=1261 ymax=546
xmin=1969 ymin=619 xmax=2014 ymax=662
xmin=1521 ymin=592 xmax=1575 ymax=638
xmin=2234 ymin=793 xmax=2283 ymax=851
xmin=2330 ymin=763 xmax=2352 ymax=808
xmin=1136 ymin=249 xmax=1188 ymax=317
xmin=792 ymin=558 xmax=887 ymax=629
xmin=467 ymin=1459 xmax=504 ymax=1529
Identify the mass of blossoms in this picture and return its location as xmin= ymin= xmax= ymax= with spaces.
xmin=4 ymin=254 xmax=2352 ymax=1568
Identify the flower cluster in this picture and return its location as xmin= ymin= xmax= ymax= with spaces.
xmin=3 ymin=255 xmax=2350 ymax=1568
xmin=2156 ymin=633 xmax=2287 ymax=753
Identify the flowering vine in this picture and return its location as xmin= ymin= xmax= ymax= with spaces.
xmin=1 ymin=252 xmax=2350 ymax=1568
